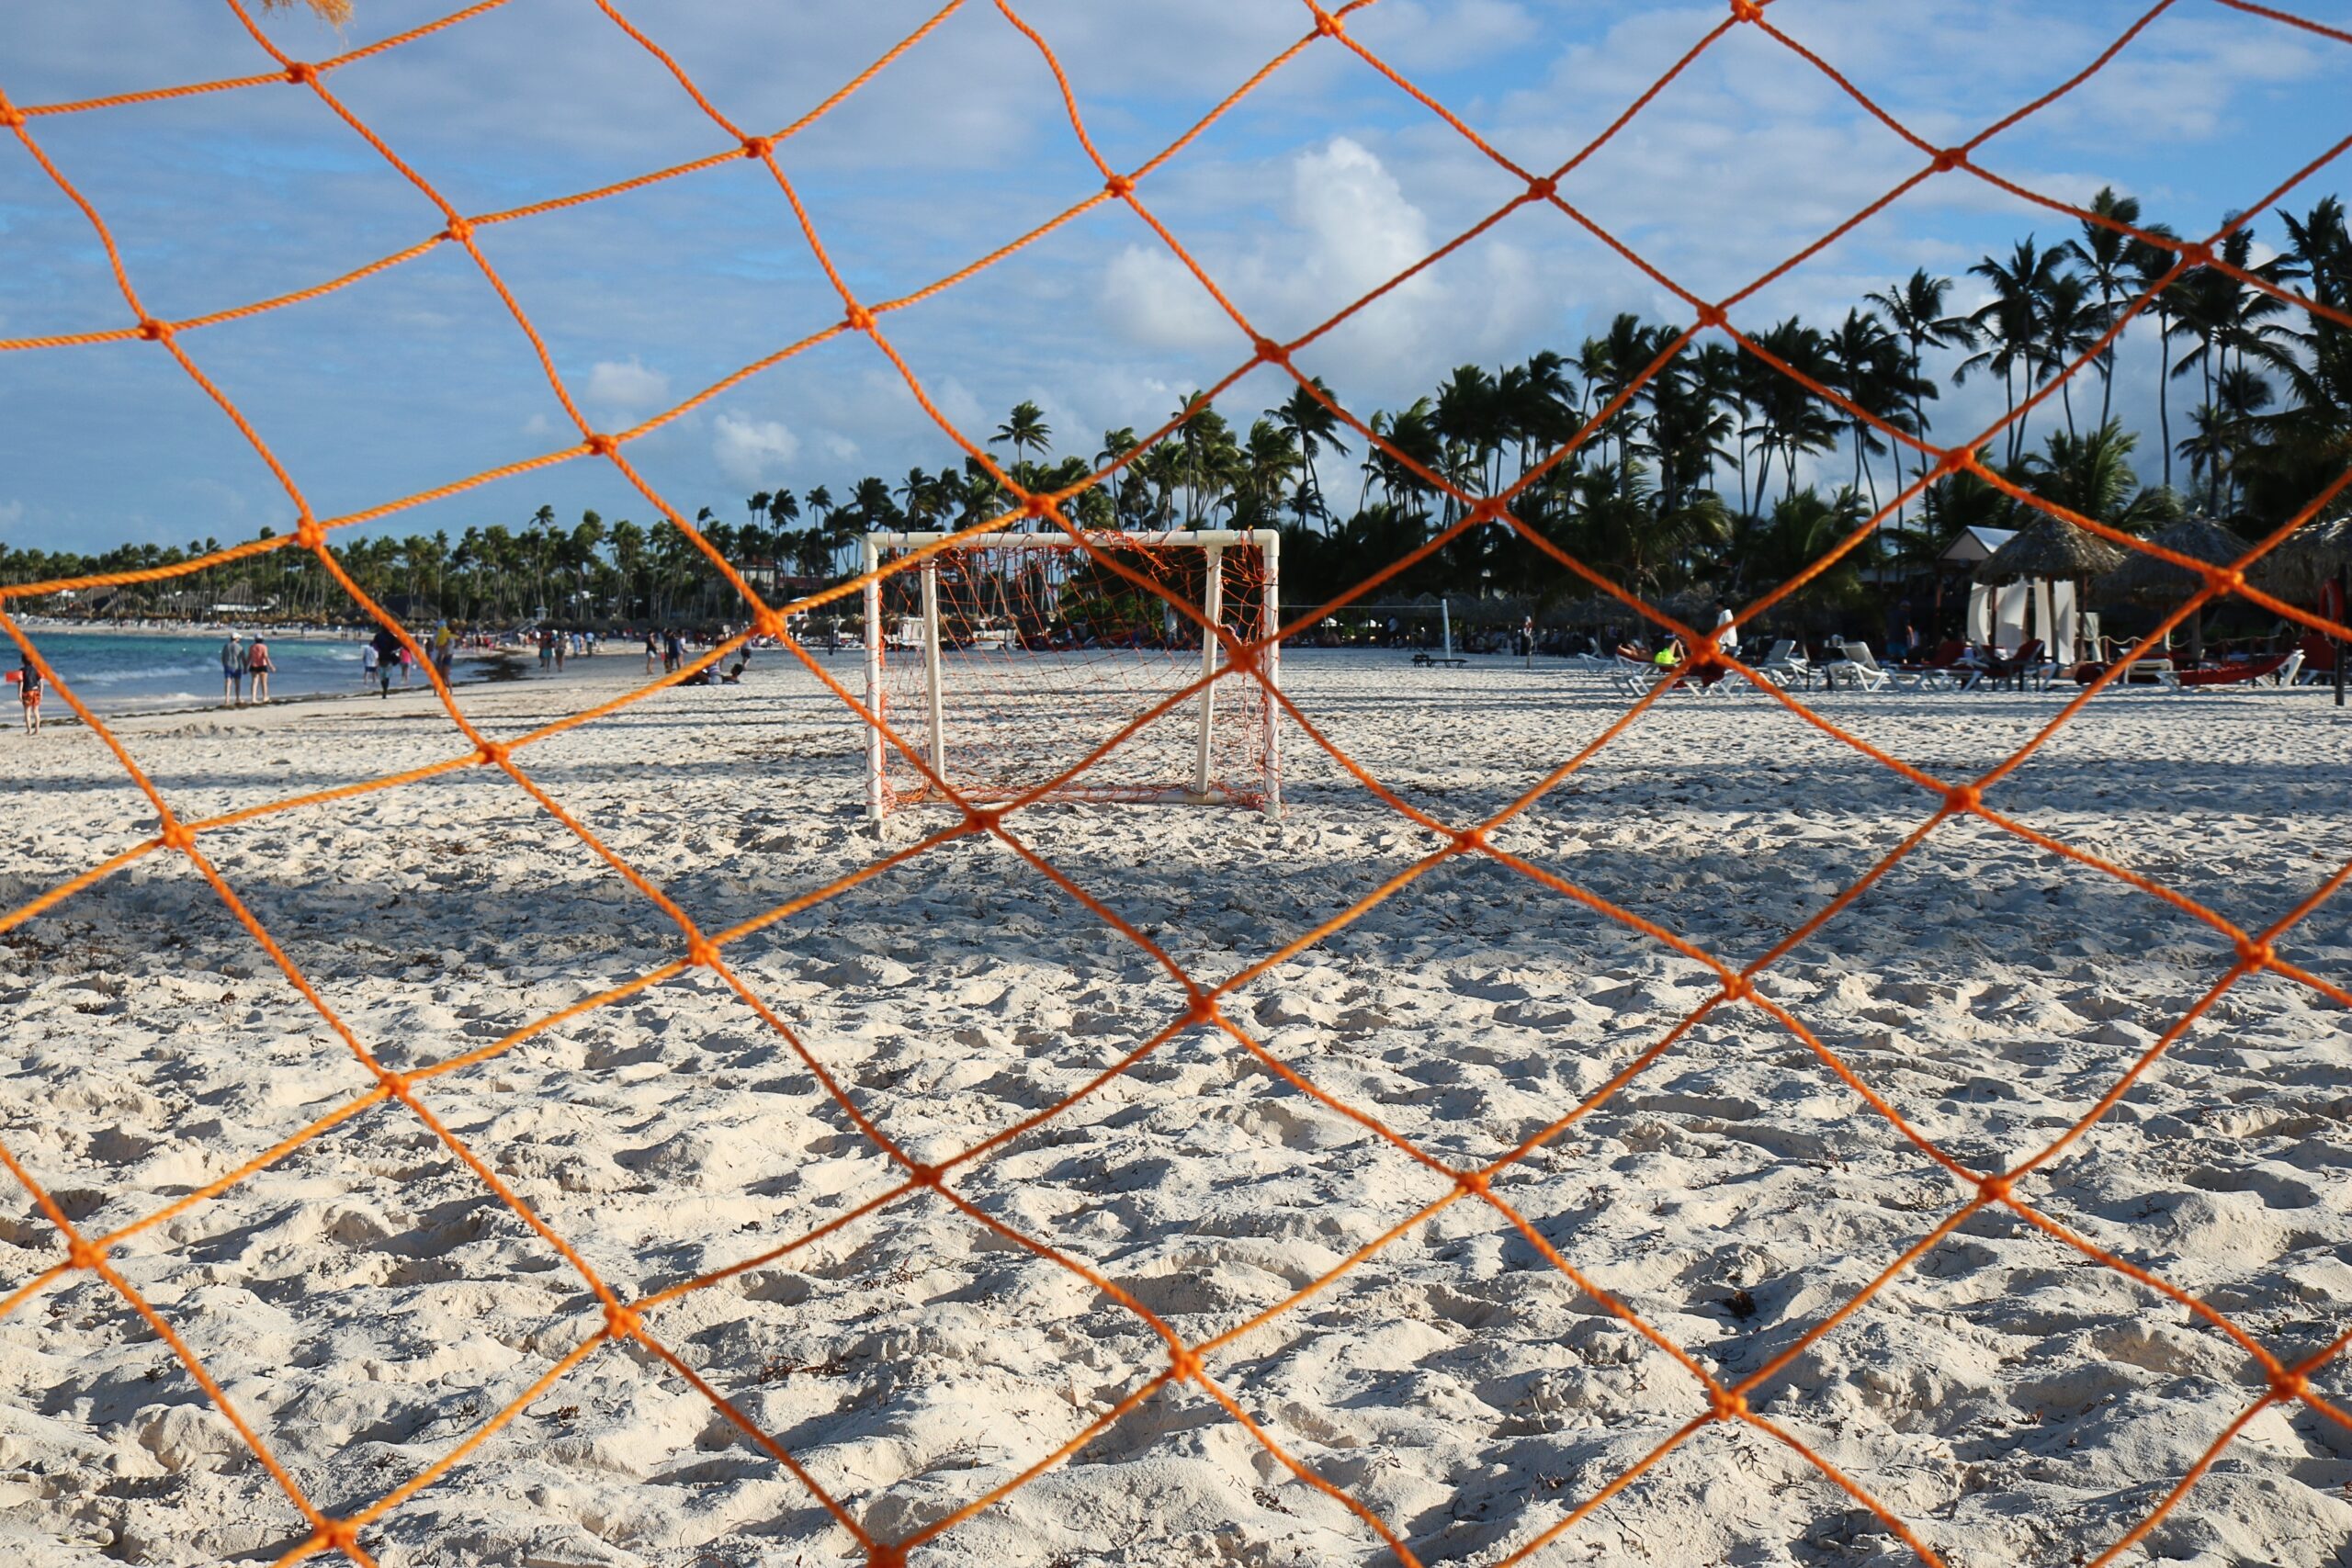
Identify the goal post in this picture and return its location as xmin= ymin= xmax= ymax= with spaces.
xmin=863 ymin=528 xmax=1281 ymax=819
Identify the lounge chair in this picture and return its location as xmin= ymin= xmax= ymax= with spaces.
xmin=1754 ymin=638 xmax=1812 ymax=689
xmin=2175 ymin=652 xmax=2293 ymax=688
xmin=1975 ymin=639 xmax=2046 ymax=692
xmin=1826 ymin=640 xmax=1894 ymax=692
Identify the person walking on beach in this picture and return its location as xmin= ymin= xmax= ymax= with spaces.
xmin=552 ymin=628 xmax=567 ymax=674
xmin=368 ymin=625 xmax=401 ymax=698
xmin=361 ymin=640 xmax=379 ymax=691
xmin=432 ymin=622 xmax=456 ymax=685
xmin=643 ymin=628 xmax=660 ymax=673
xmin=220 ymin=631 xmax=245 ymax=708
xmin=245 ymin=635 xmax=275 ymax=704
xmin=1713 ymin=603 xmax=1739 ymax=661
xmin=663 ymin=627 xmax=684 ymax=675
xmin=17 ymin=655 xmax=41 ymax=735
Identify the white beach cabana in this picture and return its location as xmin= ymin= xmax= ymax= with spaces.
xmin=1938 ymin=526 xmax=2029 ymax=650
xmin=1970 ymin=519 xmax=2128 ymax=665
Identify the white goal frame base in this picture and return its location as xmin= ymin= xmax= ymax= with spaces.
xmin=862 ymin=528 xmax=1281 ymax=820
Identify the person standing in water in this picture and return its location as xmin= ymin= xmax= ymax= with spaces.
xmin=220 ymin=632 xmax=245 ymax=708
xmin=245 ymin=634 xmax=275 ymax=704
xmin=17 ymin=656 xmax=41 ymax=735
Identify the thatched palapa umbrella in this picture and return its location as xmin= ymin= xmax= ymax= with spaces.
xmin=2258 ymin=513 xmax=2352 ymax=605
xmin=2098 ymin=514 xmax=2254 ymax=665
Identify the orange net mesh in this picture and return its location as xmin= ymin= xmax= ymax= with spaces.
xmin=871 ymin=531 xmax=1277 ymax=815
xmin=2 ymin=1 xmax=2351 ymax=1564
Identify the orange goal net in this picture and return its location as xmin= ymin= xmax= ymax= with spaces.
xmin=865 ymin=530 xmax=1279 ymax=818
xmin=4 ymin=2 xmax=2352 ymax=1567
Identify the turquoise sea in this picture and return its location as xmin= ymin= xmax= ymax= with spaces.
xmin=10 ymin=630 xmax=416 ymax=714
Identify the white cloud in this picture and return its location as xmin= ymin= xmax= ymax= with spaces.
xmin=585 ymin=357 xmax=673 ymax=420
xmin=0 ymin=500 xmax=23 ymax=530
xmin=821 ymin=432 xmax=861 ymax=463
xmin=713 ymin=413 xmax=800 ymax=484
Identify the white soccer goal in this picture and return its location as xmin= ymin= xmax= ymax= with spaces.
xmin=862 ymin=529 xmax=1281 ymax=819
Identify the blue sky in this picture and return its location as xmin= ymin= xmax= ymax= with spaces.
xmin=0 ymin=0 xmax=2344 ymax=555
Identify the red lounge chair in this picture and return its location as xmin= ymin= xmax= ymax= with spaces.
xmin=2175 ymin=653 xmax=2290 ymax=687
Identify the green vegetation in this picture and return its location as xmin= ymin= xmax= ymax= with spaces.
xmin=7 ymin=192 xmax=2346 ymax=630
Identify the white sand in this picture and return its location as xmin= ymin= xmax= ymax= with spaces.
xmin=2 ymin=650 xmax=2348 ymax=1568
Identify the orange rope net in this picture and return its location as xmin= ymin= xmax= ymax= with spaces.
xmin=3 ymin=1 xmax=2352 ymax=1563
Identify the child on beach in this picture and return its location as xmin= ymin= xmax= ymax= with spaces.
xmin=361 ymin=642 xmax=379 ymax=692
xmin=17 ymin=657 xmax=40 ymax=734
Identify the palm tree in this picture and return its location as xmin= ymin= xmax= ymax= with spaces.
xmin=2126 ymin=221 xmax=2187 ymax=487
xmin=1960 ymin=238 xmax=2069 ymax=465
xmin=1268 ymin=378 xmax=1348 ymax=531
xmin=991 ymin=400 xmax=1052 ymax=463
xmin=2059 ymin=186 xmax=2143 ymax=428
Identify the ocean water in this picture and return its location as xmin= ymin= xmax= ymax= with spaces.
xmin=9 ymin=630 xmax=423 ymax=714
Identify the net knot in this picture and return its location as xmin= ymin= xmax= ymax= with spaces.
xmin=905 ymin=1161 xmax=944 ymax=1190
xmin=285 ymin=62 xmax=319 ymax=86
xmin=443 ymin=213 xmax=474 ymax=245
xmin=159 ymin=821 xmax=197 ymax=853
xmin=1526 ymin=175 xmax=1557 ymax=203
xmin=1465 ymin=497 xmax=1506 ymax=525
xmin=294 ymin=518 xmax=325 ymax=550
xmin=868 ymin=1547 xmax=908 ymax=1568
xmin=2270 ymin=1369 xmax=2310 ymax=1404
xmin=1251 ymin=335 xmax=1288 ymax=367
xmin=1695 ymin=302 xmax=1727 ymax=330
xmin=1450 ymin=828 xmax=1484 ymax=855
xmin=372 ymin=1066 xmax=413 ymax=1103
xmin=65 ymin=1238 xmax=105 ymax=1271
xmin=843 ymin=301 xmax=876 ymax=333
xmin=1312 ymin=8 xmax=1345 ymax=37
xmin=752 ymin=608 xmax=786 ymax=639
xmin=685 ymin=937 xmax=721 ymax=969
xmin=1183 ymin=994 xmax=1218 ymax=1027
xmin=1453 ymin=1168 xmax=1490 ymax=1198
xmin=475 ymin=740 xmax=510 ymax=767
xmin=136 ymin=318 xmax=174 ymax=343
xmin=0 ymin=106 xmax=23 ymax=130
xmin=602 ymin=1302 xmax=643 ymax=1342
xmin=1021 ymin=492 xmax=1051 ymax=519
xmin=1729 ymin=0 xmax=1762 ymax=21
xmin=585 ymin=433 xmax=618 ymax=459
xmin=1708 ymin=1385 xmax=1749 ymax=1421
xmin=741 ymin=134 xmax=775 ymax=161
xmin=1945 ymin=784 xmax=1981 ymax=815
xmin=1719 ymin=973 xmax=1755 ymax=1003
xmin=317 ymin=1519 xmax=360 ymax=1555
xmin=1104 ymin=172 xmax=1135 ymax=198
xmin=1167 ymin=1345 xmax=1204 ymax=1382
xmin=1931 ymin=446 xmax=1973 ymax=479
xmin=2204 ymin=563 xmax=2245 ymax=595
xmin=961 ymin=807 xmax=1001 ymax=835
xmin=2234 ymin=936 xmax=2275 ymax=972
xmin=1930 ymin=146 xmax=1966 ymax=174
xmin=2180 ymin=241 xmax=2215 ymax=269
xmin=1976 ymin=1173 xmax=2012 ymax=1206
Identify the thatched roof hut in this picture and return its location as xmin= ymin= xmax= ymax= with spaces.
xmin=2098 ymin=515 xmax=2255 ymax=663
xmin=2258 ymin=513 xmax=2352 ymax=605
xmin=1973 ymin=518 xmax=2130 ymax=585
xmin=2099 ymin=515 xmax=2254 ymax=602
